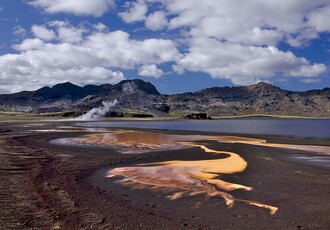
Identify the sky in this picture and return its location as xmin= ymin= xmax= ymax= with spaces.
xmin=0 ymin=0 xmax=329 ymax=94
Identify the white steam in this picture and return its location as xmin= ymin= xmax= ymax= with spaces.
xmin=69 ymin=82 xmax=136 ymax=121
xmin=76 ymin=100 xmax=118 ymax=120
xmin=122 ymin=82 xmax=136 ymax=95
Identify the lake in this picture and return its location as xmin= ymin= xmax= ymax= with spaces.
xmin=76 ymin=119 xmax=330 ymax=139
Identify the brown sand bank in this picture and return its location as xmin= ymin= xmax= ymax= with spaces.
xmin=0 ymin=119 xmax=329 ymax=229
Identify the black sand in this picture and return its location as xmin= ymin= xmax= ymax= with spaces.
xmin=0 ymin=119 xmax=329 ymax=229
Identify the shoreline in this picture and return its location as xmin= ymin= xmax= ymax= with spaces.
xmin=1 ymin=112 xmax=330 ymax=121
xmin=0 ymin=119 xmax=329 ymax=229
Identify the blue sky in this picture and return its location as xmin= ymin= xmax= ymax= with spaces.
xmin=0 ymin=0 xmax=329 ymax=94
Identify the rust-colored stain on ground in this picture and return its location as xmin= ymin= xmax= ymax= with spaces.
xmin=71 ymin=130 xmax=329 ymax=215
xmin=216 ymin=135 xmax=330 ymax=155
xmin=74 ymin=130 xmax=208 ymax=153
xmin=106 ymin=140 xmax=278 ymax=215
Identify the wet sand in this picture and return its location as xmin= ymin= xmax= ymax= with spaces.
xmin=0 ymin=118 xmax=329 ymax=229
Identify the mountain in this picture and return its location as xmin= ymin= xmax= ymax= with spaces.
xmin=0 ymin=80 xmax=329 ymax=117
xmin=167 ymin=82 xmax=329 ymax=116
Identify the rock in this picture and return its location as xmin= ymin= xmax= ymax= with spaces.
xmin=183 ymin=113 xmax=211 ymax=120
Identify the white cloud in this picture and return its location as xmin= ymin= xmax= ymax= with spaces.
xmin=13 ymin=26 xmax=27 ymax=37
xmin=83 ymin=30 xmax=181 ymax=67
xmin=2 ymin=1 xmax=329 ymax=92
xmin=159 ymin=0 xmax=330 ymax=46
xmin=286 ymin=28 xmax=319 ymax=47
xmin=13 ymin=38 xmax=45 ymax=51
xmin=138 ymin=64 xmax=165 ymax=78
xmin=0 ymin=22 xmax=180 ymax=93
xmin=122 ymin=0 xmax=327 ymax=84
xmin=93 ymin=23 xmax=108 ymax=32
xmin=26 ymin=0 xmax=114 ymax=17
xmin=46 ymin=21 xmax=87 ymax=43
xmin=31 ymin=25 xmax=56 ymax=41
xmin=145 ymin=11 xmax=168 ymax=31
xmin=173 ymin=37 xmax=326 ymax=85
xmin=0 ymin=47 xmax=125 ymax=94
xmin=57 ymin=26 xmax=85 ymax=43
xmin=308 ymin=6 xmax=330 ymax=32
xmin=301 ymin=78 xmax=322 ymax=84
xmin=289 ymin=64 xmax=327 ymax=77
xmin=118 ymin=0 xmax=147 ymax=23
xmin=48 ymin=20 xmax=67 ymax=27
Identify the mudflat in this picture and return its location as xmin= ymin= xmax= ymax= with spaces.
xmin=0 ymin=118 xmax=329 ymax=229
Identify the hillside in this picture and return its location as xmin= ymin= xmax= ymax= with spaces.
xmin=0 ymin=80 xmax=329 ymax=117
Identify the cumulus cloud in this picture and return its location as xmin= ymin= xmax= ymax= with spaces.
xmin=83 ymin=30 xmax=181 ymax=67
xmin=173 ymin=37 xmax=326 ymax=85
xmin=13 ymin=38 xmax=45 ymax=51
xmin=2 ymin=1 xmax=329 ymax=92
xmin=118 ymin=0 xmax=147 ymax=23
xmin=138 ymin=64 xmax=165 ymax=78
xmin=0 ymin=22 xmax=180 ymax=93
xmin=289 ymin=64 xmax=327 ymax=77
xmin=13 ymin=26 xmax=27 ymax=37
xmin=31 ymin=25 xmax=55 ymax=41
xmin=145 ymin=11 xmax=168 ymax=31
xmin=26 ymin=0 xmax=114 ymax=17
xmin=57 ymin=25 xmax=86 ymax=43
xmin=308 ymin=6 xmax=330 ymax=32
xmin=301 ymin=78 xmax=322 ymax=84
xmin=93 ymin=23 xmax=108 ymax=32
xmin=117 ymin=0 xmax=328 ymax=84
xmin=157 ymin=0 xmax=330 ymax=46
xmin=34 ymin=21 xmax=88 ymax=43
xmin=0 ymin=46 xmax=125 ymax=93
xmin=47 ymin=20 xmax=87 ymax=43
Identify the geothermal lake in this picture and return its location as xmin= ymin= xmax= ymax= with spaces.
xmin=63 ymin=118 xmax=329 ymax=216
xmin=44 ymin=117 xmax=330 ymax=223
xmin=76 ymin=118 xmax=330 ymax=139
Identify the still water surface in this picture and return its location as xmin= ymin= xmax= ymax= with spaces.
xmin=77 ymin=119 xmax=330 ymax=138
xmin=57 ymin=119 xmax=329 ymax=209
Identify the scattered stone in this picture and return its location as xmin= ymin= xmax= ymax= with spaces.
xmin=183 ymin=113 xmax=212 ymax=120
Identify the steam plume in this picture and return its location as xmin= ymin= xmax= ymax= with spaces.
xmin=70 ymin=82 xmax=135 ymax=121
xmin=122 ymin=82 xmax=136 ymax=94
xmin=76 ymin=100 xmax=118 ymax=120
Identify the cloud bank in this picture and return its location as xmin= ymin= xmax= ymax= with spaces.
xmin=0 ymin=0 xmax=328 ymax=93
xmin=0 ymin=21 xmax=180 ymax=93
xmin=26 ymin=0 xmax=114 ymax=17
xmin=118 ymin=0 xmax=328 ymax=84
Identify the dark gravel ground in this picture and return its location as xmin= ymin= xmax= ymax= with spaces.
xmin=0 ymin=119 xmax=329 ymax=229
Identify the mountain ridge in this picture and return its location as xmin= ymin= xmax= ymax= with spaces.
xmin=0 ymin=79 xmax=329 ymax=117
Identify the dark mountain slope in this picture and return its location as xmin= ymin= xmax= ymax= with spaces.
xmin=166 ymin=82 xmax=329 ymax=116
xmin=0 ymin=80 xmax=329 ymax=117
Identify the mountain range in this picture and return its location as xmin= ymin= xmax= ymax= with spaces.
xmin=0 ymin=79 xmax=329 ymax=117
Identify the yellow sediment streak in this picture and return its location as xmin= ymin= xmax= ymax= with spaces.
xmin=236 ymin=199 xmax=278 ymax=215
xmin=216 ymin=136 xmax=330 ymax=155
xmin=70 ymin=130 xmax=330 ymax=215
xmin=97 ymin=132 xmax=278 ymax=214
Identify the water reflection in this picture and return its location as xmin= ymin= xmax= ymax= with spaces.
xmin=71 ymin=130 xmax=278 ymax=214
xmin=216 ymin=136 xmax=330 ymax=155
xmin=107 ymin=141 xmax=278 ymax=215
xmin=62 ymin=130 xmax=330 ymax=215
xmin=74 ymin=130 xmax=207 ymax=154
